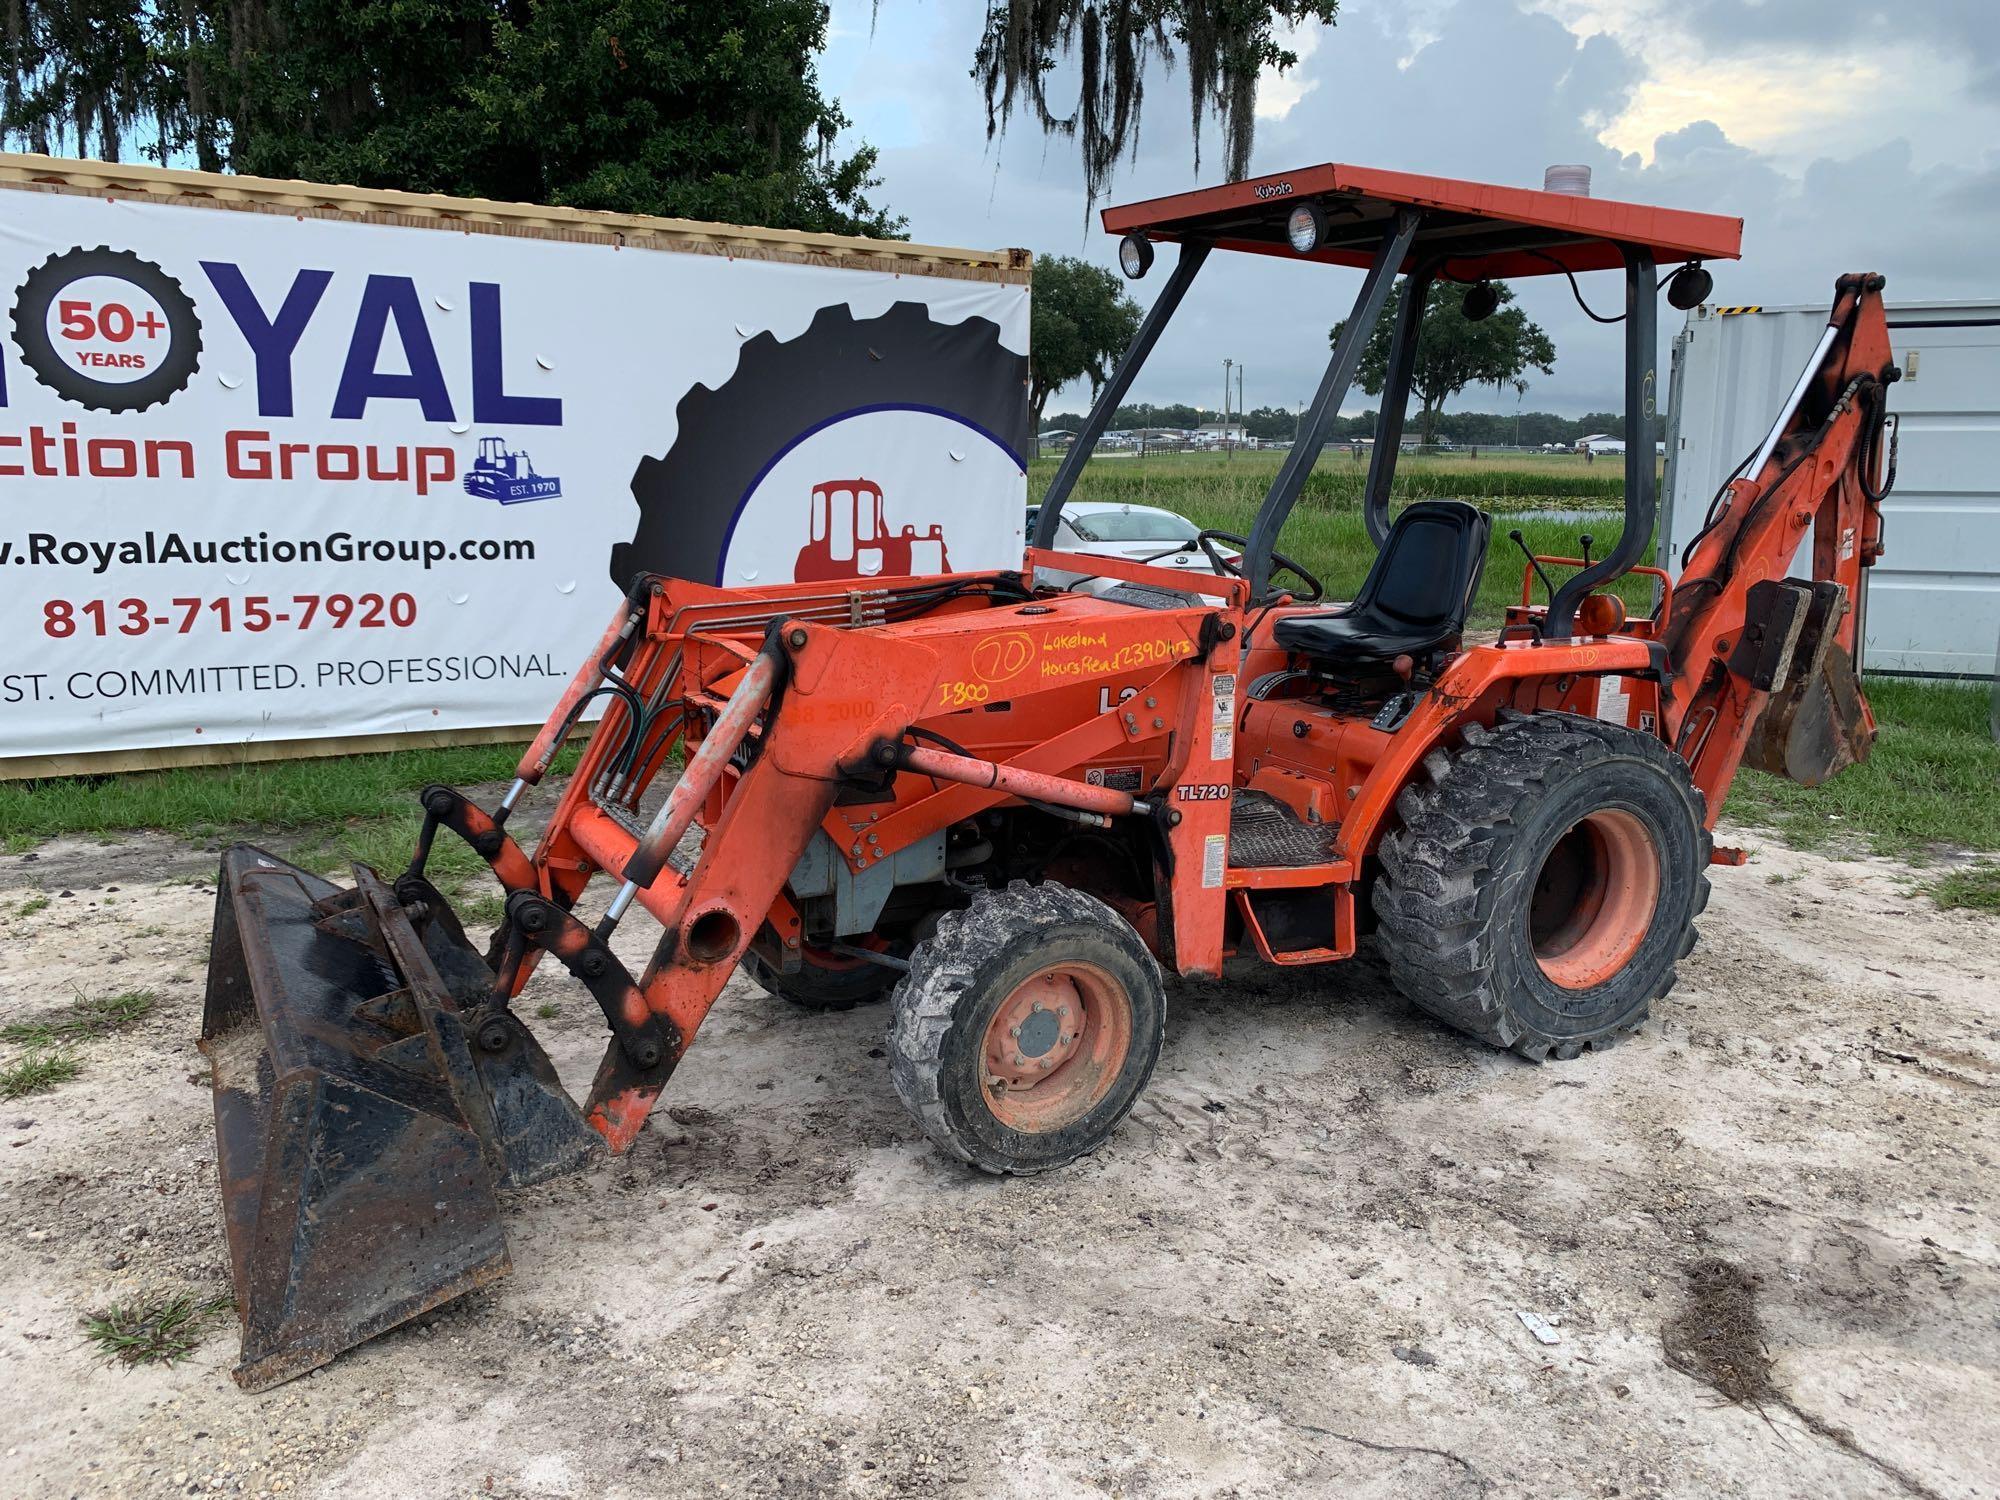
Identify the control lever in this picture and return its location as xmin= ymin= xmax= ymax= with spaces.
xmin=1579 ymin=532 xmax=1594 ymax=568
xmin=1509 ymin=529 xmax=1558 ymax=605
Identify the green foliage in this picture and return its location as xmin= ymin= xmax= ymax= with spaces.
xmin=1724 ymin=678 xmax=2000 ymax=858
xmin=1333 ymin=280 xmax=1556 ymax=444
xmin=0 ymin=739 xmax=578 ymax=843
xmin=3 ymin=2 xmax=900 ymax=236
xmin=1030 ymin=256 xmax=1143 ymax=429
xmin=0 ymin=2 xmax=168 ymax=161
xmin=976 ymin=2 xmax=1340 ymax=206
xmin=82 ymin=1291 xmax=232 ymax=1367
xmin=456 ymin=890 xmax=509 ymax=931
xmin=1931 ymin=865 xmax=2000 ymax=913
xmin=0 ymin=1051 xmax=80 ymax=1099
xmin=0 ymin=990 xmax=156 ymax=1048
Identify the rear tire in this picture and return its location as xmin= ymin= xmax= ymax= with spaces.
xmin=889 ymin=882 xmax=1165 ymax=1174
xmin=742 ymin=943 xmax=899 ymax=1012
xmin=1372 ymin=712 xmax=1709 ymax=1060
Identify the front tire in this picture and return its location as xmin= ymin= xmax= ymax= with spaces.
xmin=1372 ymin=712 xmax=1709 ymax=1060
xmin=889 ymin=882 xmax=1165 ymax=1174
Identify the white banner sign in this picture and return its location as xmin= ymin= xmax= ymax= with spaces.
xmin=0 ymin=181 xmax=1030 ymax=761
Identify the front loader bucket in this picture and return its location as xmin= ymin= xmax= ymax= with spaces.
xmin=1744 ymin=582 xmax=1877 ymax=787
xmin=200 ymin=846 xmax=600 ymax=1391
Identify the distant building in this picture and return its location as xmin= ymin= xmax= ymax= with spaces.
xmin=1198 ymin=421 xmax=1248 ymax=443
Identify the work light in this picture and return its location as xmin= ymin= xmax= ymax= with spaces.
xmin=1118 ymin=234 xmax=1155 ymax=279
xmin=1286 ymin=201 xmax=1327 ymax=255
xmin=1667 ymin=262 xmax=1714 ymax=311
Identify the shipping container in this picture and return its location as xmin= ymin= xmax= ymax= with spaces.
xmin=1662 ymin=298 xmax=2000 ymax=680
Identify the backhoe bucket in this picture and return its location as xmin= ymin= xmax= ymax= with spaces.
xmin=1744 ymin=582 xmax=1876 ymax=787
xmin=200 ymin=846 xmax=600 ymax=1391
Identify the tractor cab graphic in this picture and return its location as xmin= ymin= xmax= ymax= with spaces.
xmin=465 ymin=436 xmax=561 ymax=504
xmin=794 ymin=478 xmax=951 ymax=582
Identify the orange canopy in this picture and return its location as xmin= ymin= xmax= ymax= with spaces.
xmin=1101 ymin=162 xmax=1742 ymax=279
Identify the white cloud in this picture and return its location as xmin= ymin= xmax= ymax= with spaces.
xmin=823 ymin=0 xmax=1999 ymax=417
xmin=1255 ymin=19 xmax=1325 ymax=120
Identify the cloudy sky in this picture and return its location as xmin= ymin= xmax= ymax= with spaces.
xmin=819 ymin=0 xmax=2000 ymax=419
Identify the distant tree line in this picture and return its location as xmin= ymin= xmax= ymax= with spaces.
xmin=1041 ymin=403 xmax=1626 ymax=446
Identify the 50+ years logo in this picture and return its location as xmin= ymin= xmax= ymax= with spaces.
xmin=10 ymin=245 xmax=203 ymax=414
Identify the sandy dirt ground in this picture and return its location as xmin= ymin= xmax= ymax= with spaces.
xmin=0 ymin=816 xmax=1995 ymax=1500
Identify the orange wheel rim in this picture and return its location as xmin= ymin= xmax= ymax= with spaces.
xmin=980 ymin=961 xmax=1133 ymax=1133
xmin=1529 ymin=807 xmax=1661 ymax=990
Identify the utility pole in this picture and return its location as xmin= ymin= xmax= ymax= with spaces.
xmin=1222 ymin=358 xmax=1233 ymax=461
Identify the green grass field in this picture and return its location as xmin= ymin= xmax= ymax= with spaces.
xmin=1030 ymin=447 xmax=1633 ymax=510
xmin=1723 ymin=677 xmax=2000 ymax=859
xmin=0 ymin=740 xmax=551 ymax=848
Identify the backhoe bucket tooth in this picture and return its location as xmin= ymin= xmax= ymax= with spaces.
xmin=1744 ymin=582 xmax=1875 ymax=787
xmin=200 ymin=845 xmax=597 ymax=1391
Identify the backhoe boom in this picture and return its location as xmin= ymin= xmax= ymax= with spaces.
xmin=1663 ymin=275 xmax=1897 ymax=811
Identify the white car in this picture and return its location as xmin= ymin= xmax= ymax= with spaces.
xmin=1029 ymin=501 xmax=1232 ymax=596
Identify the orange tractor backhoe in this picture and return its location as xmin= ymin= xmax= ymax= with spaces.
xmin=202 ymin=163 xmax=1897 ymax=1388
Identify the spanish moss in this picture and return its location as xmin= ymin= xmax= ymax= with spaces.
xmin=973 ymin=1 xmax=1338 ymax=211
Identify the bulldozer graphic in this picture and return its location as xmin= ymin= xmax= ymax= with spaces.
xmin=463 ymin=435 xmax=560 ymax=504
xmin=794 ymin=477 xmax=952 ymax=582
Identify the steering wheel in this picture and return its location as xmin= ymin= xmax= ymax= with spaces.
xmin=1195 ymin=530 xmax=1324 ymax=603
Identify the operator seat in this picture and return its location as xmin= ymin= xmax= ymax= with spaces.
xmin=1273 ymin=500 xmax=1491 ymax=673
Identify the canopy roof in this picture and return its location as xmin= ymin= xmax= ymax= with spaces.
xmin=1100 ymin=162 xmax=1742 ymax=279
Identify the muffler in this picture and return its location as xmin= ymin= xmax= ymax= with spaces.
xmin=201 ymin=846 xmax=600 ymax=1391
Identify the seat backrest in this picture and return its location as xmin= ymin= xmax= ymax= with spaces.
xmin=1349 ymin=499 xmax=1491 ymax=633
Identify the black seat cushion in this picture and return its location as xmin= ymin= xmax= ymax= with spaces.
xmin=1273 ymin=610 xmax=1462 ymax=665
xmin=1273 ymin=500 xmax=1491 ymax=668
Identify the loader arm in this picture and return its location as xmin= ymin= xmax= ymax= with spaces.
xmin=1662 ymin=274 xmax=1897 ymax=816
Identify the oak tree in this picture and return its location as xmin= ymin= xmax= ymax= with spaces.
xmin=1029 ymin=254 xmax=1142 ymax=431
xmin=1333 ymin=280 xmax=1556 ymax=446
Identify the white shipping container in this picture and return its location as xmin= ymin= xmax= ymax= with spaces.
xmin=1662 ymin=298 xmax=2000 ymax=679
